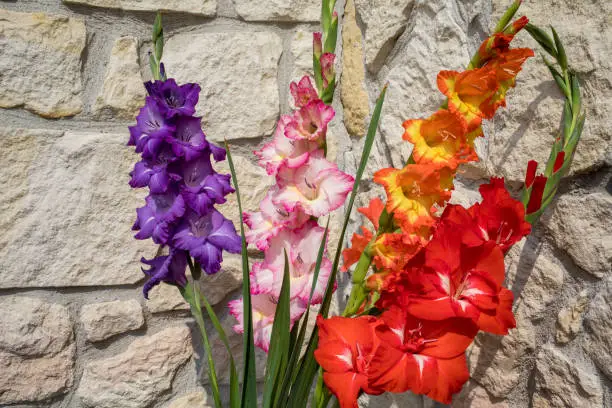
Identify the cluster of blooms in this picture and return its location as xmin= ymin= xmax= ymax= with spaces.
xmin=321 ymin=17 xmax=536 ymax=407
xmin=128 ymin=78 xmax=241 ymax=298
xmin=229 ymin=32 xmax=352 ymax=352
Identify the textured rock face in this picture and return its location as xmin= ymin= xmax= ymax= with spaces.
xmin=78 ymin=326 xmax=192 ymax=408
xmin=533 ymin=345 xmax=603 ymax=408
xmin=233 ymin=0 xmax=319 ymax=21
xmin=556 ymin=290 xmax=589 ymax=344
xmin=354 ymin=0 xmax=413 ymax=73
xmin=291 ymin=30 xmax=314 ymax=84
xmin=94 ymin=37 xmax=146 ymax=120
xmin=341 ymin=0 xmax=369 ymax=137
xmin=80 ymin=300 xmax=145 ymax=342
xmin=584 ymin=277 xmax=612 ymax=380
xmin=0 ymin=10 xmax=85 ymax=118
xmin=63 ymin=0 xmax=217 ymax=15
xmin=0 ymin=297 xmax=75 ymax=404
xmin=163 ymin=31 xmax=282 ymax=142
xmin=167 ymin=391 xmax=210 ymax=408
xmin=544 ymin=191 xmax=612 ymax=278
xmin=0 ymin=128 xmax=148 ymax=287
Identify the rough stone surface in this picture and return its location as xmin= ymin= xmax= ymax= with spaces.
xmin=453 ymin=383 xmax=510 ymax=408
xmin=341 ymin=0 xmax=369 ymax=137
xmin=0 ymin=128 xmax=148 ymax=288
xmin=354 ymin=0 xmax=414 ymax=73
xmin=544 ymin=191 xmax=612 ymax=278
xmin=291 ymin=30 xmax=314 ymax=84
xmin=532 ymin=345 xmax=603 ymax=408
xmin=584 ymin=276 xmax=612 ymax=380
xmin=63 ymin=0 xmax=217 ymax=16
xmin=167 ymin=391 xmax=210 ymax=408
xmin=0 ymin=10 xmax=85 ymax=118
xmin=146 ymin=283 xmax=191 ymax=314
xmin=94 ymin=37 xmax=146 ymax=120
xmin=164 ymin=31 xmax=282 ymax=142
xmin=80 ymin=299 xmax=145 ymax=342
xmin=0 ymin=297 xmax=75 ymax=404
xmin=556 ymin=290 xmax=589 ymax=344
xmin=78 ymin=326 xmax=192 ymax=408
xmin=233 ymin=0 xmax=319 ymax=21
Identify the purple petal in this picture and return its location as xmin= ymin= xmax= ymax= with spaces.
xmin=141 ymin=249 xmax=188 ymax=298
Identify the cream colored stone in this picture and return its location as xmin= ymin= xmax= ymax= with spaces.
xmin=146 ymin=283 xmax=191 ymax=313
xmin=94 ymin=37 xmax=146 ymax=120
xmin=556 ymin=290 xmax=589 ymax=344
xmin=544 ymin=191 xmax=612 ymax=278
xmin=215 ymin=154 xmax=274 ymax=227
xmin=63 ymin=0 xmax=216 ymax=16
xmin=78 ymin=326 xmax=192 ymax=408
xmin=341 ymin=0 xmax=369 ymax=137
xmin=0 ymin=10 xmax=85 ymax=118
xmin=468 ymin=314 xmax=535 ymax=397
xmin=453 ymin=383 xmax=510 ymax=408
xmin=0 ymin=128 xmax=148 ymax=287
xmin=164 ymin=31 xmax=282 ymax=142
xmin=166 ymin=391 xmax=210 ymax=408
xmin=532 ymin=345 xmax=602 ymax=408
xmin=0 ymin=297 xmax=75 ymax=404
xmin=80 ymin=299 xmax=145 ymax=342
xmin=354 ymin=0 xmax=414 ymax=73
xmin=290 ymin=30 xmax=314 ymax=84
xmin=584 ymin=276 xmax=612 ymax=380
xmin=505 ymin=241 xmax=565 ymax=321
xmin=233 ymin=0 xmax=319 ymax=21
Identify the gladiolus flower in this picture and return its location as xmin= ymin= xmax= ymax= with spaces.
xmin=403 ymin=109 xmax=477 ymax=169
xmin=141 ymin=249 xmax=189 ymax=298
xmin=172 ymin=209 xmax=241 ymax=274
xmin=320 ymin=53 xmax=336 ymax=88
xmin=229 ymin=294 xmax=307 ymax=352
xmin=274 ymin=153 xmax=354 ymax=218
xmin=129 ymin=97 xmax=175 ymax=158
xmin=342 ymin=226 xmax=373 ymax=272
xmin=290 ymin=76 xmax=320 ymax=108
xmin=255 ymin=115 xmax=320 ymax=176
xmin=368 ymin=308 xmax=478 ymax=404
xmin=181 ymin=153 xmax=234 ymax=215
xmin=244 ymin=189 xmax=310 ymax=251
xmin=315 ymin=315 xmax=383 ymax=408
xmin=144 ymin=78 xmax=200 ymax=118
xmin=285 ymin=100 xmax=335 ymax=143
xmin=169 ymin=116 xmax=209 ymax=161
xmin=374 ymin=164 xmax=453 ymax=233
xmin=133 ymin=188 xmax=186 ymax=244
xmin=129 ymin=145 xmax=178 ymax=193
xmin=370 ymin=231 xmax=428 ymax=271
xmin=437 ymin=67 xmax=499 ymax=129
xmin=250 ymin=220 xmax=332 ymax=303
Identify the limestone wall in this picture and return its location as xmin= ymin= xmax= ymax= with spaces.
xmin=0 ymin=1 xmax=610 ymax=407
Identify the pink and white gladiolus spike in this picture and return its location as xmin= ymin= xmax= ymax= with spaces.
xmin=273 ymin=152 xmax=354 ymax=218
xmin=290 ymin=76 xmax=319 ymax=108
xmin=243 ymin=188 xmax=310 ymax=251
xmin=284 ymin=100 xmax=335 ymax=143
xmin=250 ymin=220 xmax=333 ymax=304
xmin=228 ymin=294 xmax=306 ymax=352
xmin=255 ymin=114 xmax=320 ymax=176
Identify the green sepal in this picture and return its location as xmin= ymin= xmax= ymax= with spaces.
xmin=570 ymin=73 xmax=581 ymax=117
xmin=493 ymin=0 xmax=522 ymax=33
xmin=149 ymin=54 xmax=159 ymax=81
xmin=525 ymin=23 xmax=558 ymax=58
xmin=324 ymin=16 xmax=338 ymax=54
xmin=551 ymin=27 xmax=568 ymax=72
xmin=542 ymin=56 xmax=570 ymax=99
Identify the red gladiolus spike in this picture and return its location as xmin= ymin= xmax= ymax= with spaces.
xmin=553 ymin=151 xmax=566 ymax=173
xmin=525 ymin=160 xmax=538 ymax=187
xmin=526 ymin=175 xmax=547 ymax=214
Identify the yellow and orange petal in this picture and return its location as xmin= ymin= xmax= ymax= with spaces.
xmin=403 ymin=109 xmax=478 ymax=169
xmin=437 ymin=67 xmax=499 ymax=128
xmin=374 ymin=164 xmax=454 ymax=233
xmin=341 ymin=226 xmax=373 ymax=272
xmin=358 ymin=197 xmax=385 ymax=230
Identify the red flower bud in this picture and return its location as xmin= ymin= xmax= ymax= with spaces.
xmin=526 ymin=175 xmax=547 ymax=214
xmin=525 ymin=160 xmax=538 ymax=188
xmin=553 ymin=151 xmax=566 ymax=173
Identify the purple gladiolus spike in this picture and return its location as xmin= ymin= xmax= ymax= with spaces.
xmin=145 ymin=79 xmax=200 ymax=118
xmin=129 ymin=145 xmax=179 ymax=193
xmin=172 ymin=209 xmax=241 ymax=274
xmin=141 ymin=248 xmax=188 ymax=298
xmin=181 ymin=154 xmax=234 ymax=214
xmin=133 ymin=97 xmax=175 ymax=158
xmin=133 ymin=188 xmax=185 ymax=244
xmin=169 ymin=116 xmax=209 ymax=161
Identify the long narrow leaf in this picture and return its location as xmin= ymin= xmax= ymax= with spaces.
xmin=225 ymin=141 xmax=258 ymax=408
xmin=262 ymin=251 xmax=292 ymax=408
xmin=287 ymin=85 xmax=388 ymax=407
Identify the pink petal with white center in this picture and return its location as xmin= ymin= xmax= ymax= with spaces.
xmin=229 ymin=294 xmax=306 ymax=352
xmin=290 ymin=76 xmax=319 ymax=108
xmin=274 ymin=154 xmax=354 ymax=218
xmin=284 ymin=100 xmax=335 ymax=143
xmin=244 ymin=189 xmax=310 ymax=251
